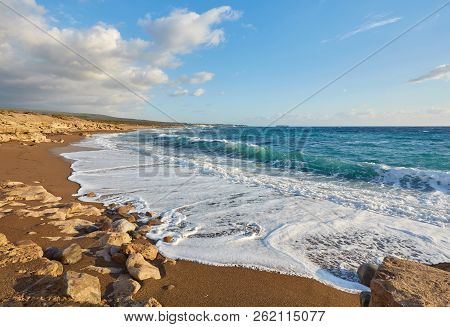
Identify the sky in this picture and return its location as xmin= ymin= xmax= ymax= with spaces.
xmin=0 ymin=0 xmax=449 ymax=126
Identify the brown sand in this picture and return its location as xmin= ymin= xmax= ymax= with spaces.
xmin=0 ymin=134 xmax=359 ymax=307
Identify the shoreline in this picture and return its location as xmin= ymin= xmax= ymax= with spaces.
xmin=0 ymin=133 xmax=359 ymax=306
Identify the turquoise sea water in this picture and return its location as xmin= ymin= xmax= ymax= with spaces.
xmin=130 ymin=126 xmax=449 ymax=193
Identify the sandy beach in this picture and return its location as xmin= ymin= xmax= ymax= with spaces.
xmin=0 ymin=117 xmax=359 ymax=306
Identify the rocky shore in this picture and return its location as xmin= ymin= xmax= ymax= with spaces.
xmin=0 ymin=180 xmax=168 ymax=306
xmin=3 ymin=110 xmax=447 ymax=307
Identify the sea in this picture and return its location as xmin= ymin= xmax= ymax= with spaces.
xmin=61 ymin=126 xmax=450 ymax=291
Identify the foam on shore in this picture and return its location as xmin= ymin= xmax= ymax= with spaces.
xmin=61 ymin=130 xmax=450 ymax=292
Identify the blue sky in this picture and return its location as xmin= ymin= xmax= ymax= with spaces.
xmin=1 ymin=0 xmax=449 ymax=125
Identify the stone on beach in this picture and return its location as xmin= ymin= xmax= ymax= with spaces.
xmin=357 ymin=263 xmax=378 ymax=287
xmin=17 ymin=202 xmax=103 ymax=220
xmin=48 ymin=219 xmax=95 ymax=234
xmin=369 ymin=256 xmax=450 ymax=307
xmin=112 ymin=218 xmax=136 ymax=233
xmin=137 ymin=225 xmax=152 ymax=234
xmin=0 ymin=240 xmax=43 ymax=267
xmin=82 ymin=265 xmax=124 ymax=275
xmin=44 ymin=243 xmax=83 ymax=264
xmin=0 ymin=233 xmax=7 ymax=246
xmin=117 ymin=204 xmax=134 ymax=216
xmin=121 ymin=239 xmax=158 ymax=261
xmin=100 ymin=232 xmax=132 ymax=247
xmin=63 ymin=271 xmax=101 ymax=304
xmin=111 ymin=252 xmax=127 ymax=265
xmin=110 ymin=274 xmax=141 ymax=298
xmin=98 ymin=218 xmax=113 ymax=232
xmin=126 ymin=253 xmax=161 ymax=281
xmin=1 ymin=183 xmax=61 ymax=203
xmin=34 ymin=258 xmax=64 ymax=277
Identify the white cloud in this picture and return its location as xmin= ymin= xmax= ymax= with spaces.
xmin=174 ymin=71 xmax=215 ymax=85
xmin=0 ymin=0 xmax=239 ymax=116
xmin=409 ymin=64 xmax=450 ymax=83
xmin=340 ymin=16 xmax=402 ymax=39
xmin=169 ymin=88 xmax=188 ymax=97
xmin=192 ymin=88 xmax=205 ymax=96
xmin=323 ymin=14 xmax=402 ymax=43
xmin=189 ymin=71 xmax=214 ymax=84
xmin=138 ymin=6 xmax=241 ymax=67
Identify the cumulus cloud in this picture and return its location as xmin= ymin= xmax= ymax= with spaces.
xmin=0 ymin=0 xmax=239 ymax=117
xmin=138 ymin=6 xmax=241 ymax=67
xmin=192 ymin=88 xmax=206 ymax=96
xmin=409 ymin=64 xmax=450 ymax=83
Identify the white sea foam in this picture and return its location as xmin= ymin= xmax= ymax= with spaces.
xmin=61 ymin=132 xmax=450 ymax=292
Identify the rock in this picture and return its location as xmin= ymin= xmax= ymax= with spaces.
xmin=360 ymin=291 xmax=371 ymax=307
xmin=112 ymin=219 xmax=136 ymax=233
xmin=163 ymin=284 xmax=175 ymax=291
xmin=13 ymin=240 xmax=43 ymax=262
xmin=63 ymin=271 xmax=101 ymax=304
xmin=100 ymin=232 xmax=132 ymax=247
xmin=48 ymin=219 xmax=95 ymax=234
xmin=137 ymin=225 xmax=152 ymax=234
xmin=111 ymin=252 xmax=127 ymax=265
xmin=357 ymin=263 xmax=378 ymax=287
xmin=143 ymin=298 xmax=162 ymax=307
xmin=147 ymin=219 xmax=163 ymax=226
xmin=126 ymin=253 xmax=161 ymax=281
xmin=117 ymin=204 xmax=134 ymax=216
xmin=163 ymin=257 xmax=177 ymax=266
xmin=163 ymin=236 xmax=173 ymax=243
xmin=60 ymin=243 xmax=83 ymax=264
xmin=109 ymin=245 xmax=121 ymax=256
xmin=44 ymin=244 xmax=83 ymax=264
xmin=110 ymin=274 xmax=141 ymax=298
xmin=1 ymin=184 xmax=61 ymax=203
xmin=126 ymin=215 xmax=137 ymax=223
xmin=145 ymin=211 xmax=157 ymax=217
xmin=27 ymin=231 xmax=37 ymax=235
xmin=0 ymin=233 xmax=7 ymax=246
xmin=430 ymin=262 xmax=450 ymax=272
xmin=121 ymin=239 xmax=158 ymax=261
xmin=130 ymin=231 xmax=143 ymax=240
xmin=370 ymin=256 xmax=450 ymax=307
xmin=82 ymin=265 xmax=124 ymax=275
xmin=86 ymin=192 xmax=96 ymax=198
xmin=98 ymin=217 xmax=113 ymax=231
xmin=34 ymin=258 xmax=64 ymax=277
xmin=43 ymin=247 xmax=61 ymax=260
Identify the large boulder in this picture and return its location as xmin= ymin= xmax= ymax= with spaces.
xmin=44 ymin=243 xmax=83 ymax=264
xmin=111 ymin=274 xmax=141 ymax=298
xmin=112 ymin=219 xmax=136 ymax=233
xmin=121 ymin=239 xmax=158 ymax=261
xmin=370 ymin=257 xmax=450 ymax=307
xmin=34 ymin=258 xmax=64 ymax=277
xmin=100 ymin=232 xmax=132 ymax=247
xmin=126 ymin=253 xmax=161 ymax=281
xmin=60 ymin=243 xmax=83 ymax=264
xmin=63 ymin=271 xmax=101 ymax=304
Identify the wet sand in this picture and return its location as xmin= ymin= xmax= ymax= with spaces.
xmin=0 ymin=134 xmax=359 ymax=306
